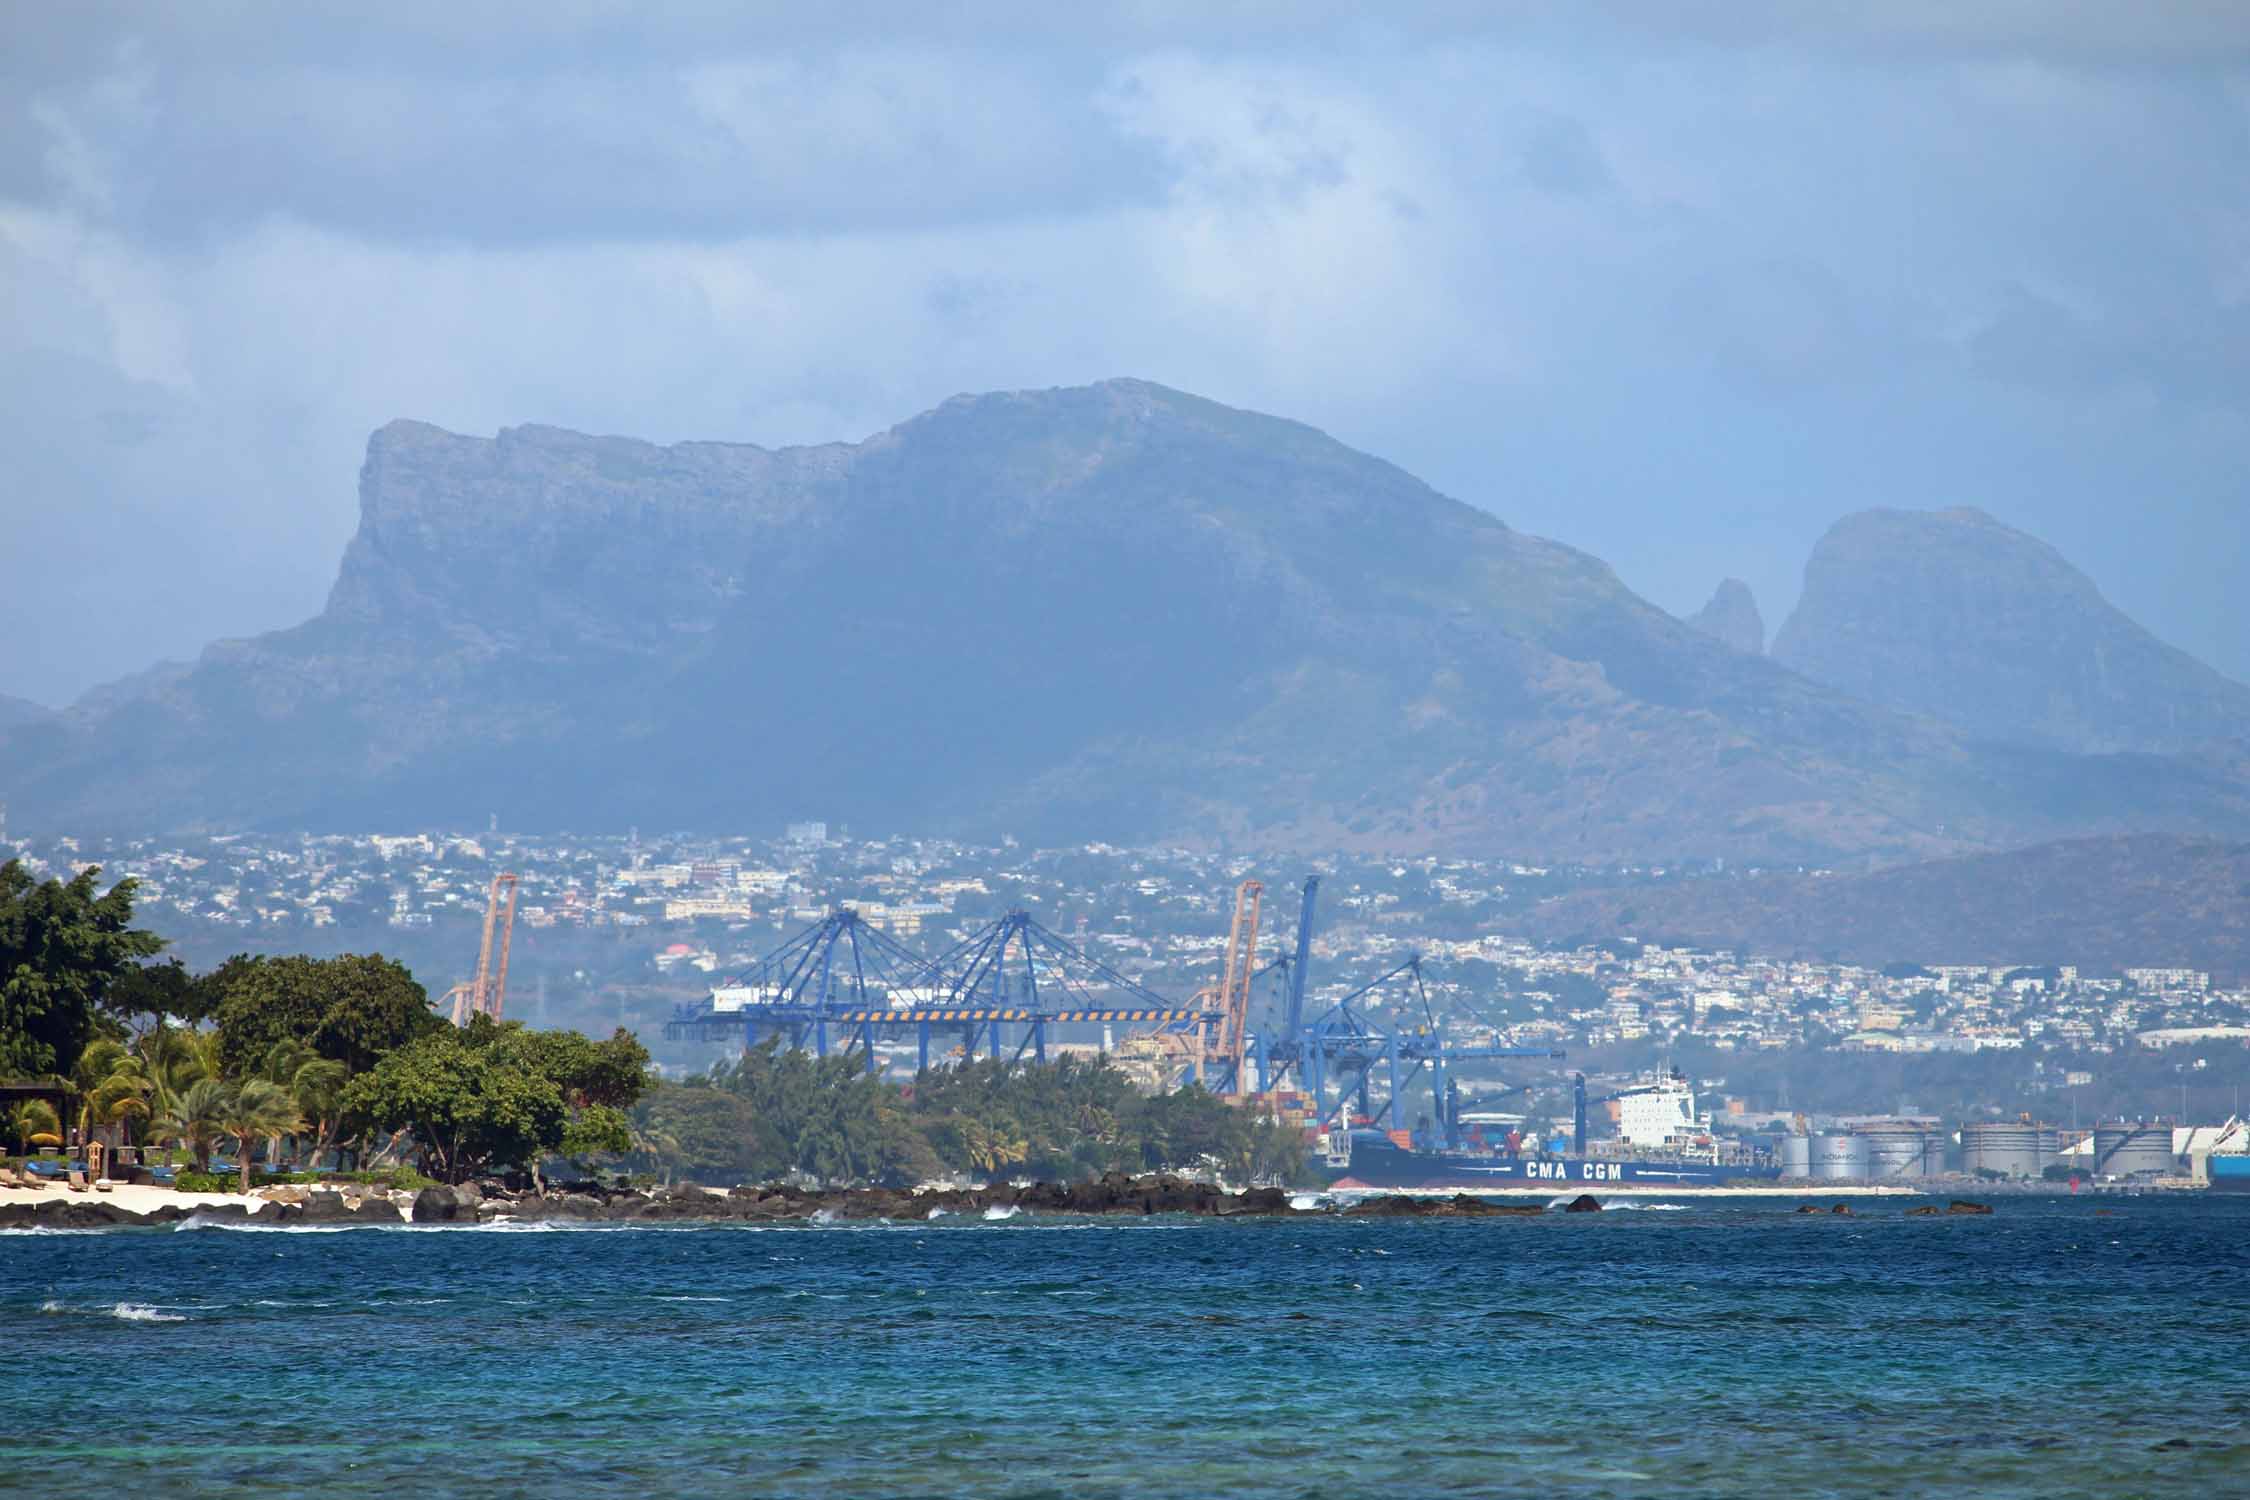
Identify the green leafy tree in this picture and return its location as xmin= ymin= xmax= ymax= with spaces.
xmin=0 ymin=860 xmax=164 ymax=1079
xmin=342 ymin=1020 xmax=648 ymax=1185
xmin=343 ymin=1030 xmax=562 ymax=1184
xmin=560 ymin=1104 xmax=633 ymax=1167
xmin=629 ymin=1083 xmax=777 ymax=1185
xmin=213 ymin=954 xmax=441 ymax=1079
xmin=103 ymin=958 xmax=193 ymax=1027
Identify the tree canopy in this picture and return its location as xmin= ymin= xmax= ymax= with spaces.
xmin=212 ymin=953 xmax=443 ymax=1078
xmin=637 ymin=1042 xmax=1308 ymax=1189
xmin=343 ymin=1017 xmax=650 ymax=1183
xmin=0 ymin=860 xmax=163 ymax=1079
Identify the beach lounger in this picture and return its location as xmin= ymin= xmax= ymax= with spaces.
xmin=66 ymin=1169 xmax=88 ymax=1192
xmin=0 ymin=1167 xmax=20 ymax=1187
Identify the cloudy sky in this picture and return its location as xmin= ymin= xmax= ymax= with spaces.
xmin=5 ymin=2 xmax=2247 ymax=704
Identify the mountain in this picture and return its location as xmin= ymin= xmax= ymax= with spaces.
xmin=1520 ymin=835 xmax=2250 ymax=984
xmin=1683 ymin=579 xmax=1764 ymax=655
xmin=1772 ymin=507 xmax=2250 ymax=755
xmin=4 ymin=380 xmax=2247 ymax=860
xmin=0 ymin=695 xmax=47 ymax=733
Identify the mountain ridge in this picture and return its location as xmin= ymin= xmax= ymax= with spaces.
xmin=1772 ymin=506 xmax=2250 ymax=755
xmin=1683 ymin=578 xmax=1764 ymax=655
xmin=6 ymin=380 xmax=2247 ymax=861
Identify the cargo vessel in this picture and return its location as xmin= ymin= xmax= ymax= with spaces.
xmin=1324 ymin=1133 xmax=1785 ymax=1189
xmin=1320 ymin=1069 xmax=1783 ymax=1190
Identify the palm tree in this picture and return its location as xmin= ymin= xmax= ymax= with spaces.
xmin=137 ymin=1023 xmax=223 ymax=1121
xmin=260 ymin=1041 xmax=347 ymax=1171
xmin=7 ymin=1098 xmax=61 ymax=1155
xmin=72 ymin=1040 xmax=154 ymax=1161
xmin=215 ymin=1081 xmax=305 ymax=1194
xmin=155 ymin=1078 xmax=233 ymax=1176
xmin=959 ymin=1119 xmax=1027 ymax=1178
xmin=627 ymin=1120 xmax=682 ymax=1187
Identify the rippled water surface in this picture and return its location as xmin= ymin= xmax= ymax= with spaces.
xmin=4 ymin=1195 xmax=2246 ymax=1497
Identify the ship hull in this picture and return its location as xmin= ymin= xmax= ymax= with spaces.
xmin=2209 ymin=1155 xmax=2250 ymax=1192
xmin=1330 ymin=1137 xmax=1784 ymax=1190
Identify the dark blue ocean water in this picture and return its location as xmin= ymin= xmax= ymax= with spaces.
xmin=4 ymin=1195 xmax=2246 ymax=1498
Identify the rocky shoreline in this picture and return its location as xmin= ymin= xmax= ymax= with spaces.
xmin=0 ymin=1173 xmax=1996 ymax=1231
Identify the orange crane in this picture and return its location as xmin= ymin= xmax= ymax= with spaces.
xmin=1203 ymin=879 xmax=1262 ymax=1097
xmin=1127 ymin=878 xmax=1263 ymax=1094
xmin=446 ymin=873 xmax=521 ymax=1026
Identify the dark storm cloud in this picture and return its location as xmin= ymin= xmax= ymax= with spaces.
xmin=2 ymin=2 xmax=2246 ymax=705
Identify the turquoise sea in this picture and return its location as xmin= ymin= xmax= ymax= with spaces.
xmin=4 ymin=1194 xmax=2245 ymax=1498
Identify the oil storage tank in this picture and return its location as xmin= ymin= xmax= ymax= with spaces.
xmin=1860 ymin=1123 xmax=1942 ymax=1179
xmin=1811 ymin=1133 xmax=1872 ymax=1181
xmin=1778 ymin=1135 xmax=1813 ymax=1178
xmin=2092 ymin=1123 xmax=2176 ymax=1179
xmin=1961 ymin=1121 xmax=2047 ymax=1178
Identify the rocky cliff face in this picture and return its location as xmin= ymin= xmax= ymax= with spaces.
xmin=4 ymin=384 xmax=2246 ymax=860
xmin=1684 ymin=579 xmax=1765 ymax=655
xmin=1772 ymin=507 xmax=2250 ymax=755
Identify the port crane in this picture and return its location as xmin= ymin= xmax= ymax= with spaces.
xmin=444 ymin=873 xmax=520 ymax=1026
xmin=666 ymin=907 xmax=1214 ymax=1074
xmin=665 ymin=876 xmax=1565 ymax=1136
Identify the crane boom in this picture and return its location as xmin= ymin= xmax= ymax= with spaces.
xmin=1285 ymin=875 xmax=1318 ymax=1044
xmin=483 ymin=873 xmax=521 ymax=1020
xmin=1215 ymin=879 xmax=1263 ymax=1097
xmin=447 ymin=872 xmax=521 ymax=1025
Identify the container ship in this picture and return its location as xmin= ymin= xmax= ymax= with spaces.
xmin=2202 ymin=1119 xmax=2250 ymax=1191
xmin=1320 ymin=1070 xmax=1782 ymax=1191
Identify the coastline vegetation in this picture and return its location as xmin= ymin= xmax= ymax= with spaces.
xmin=2 ymin=858 xmax=1305 ymax=1191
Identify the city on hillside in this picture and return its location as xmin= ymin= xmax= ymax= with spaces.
xmin=8 ymin=817 xmax=2244 ymax=1133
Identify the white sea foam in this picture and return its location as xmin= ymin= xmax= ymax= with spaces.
xmin=982 ymin=1204 xmax=1021 ymax=1221
xmin=1602 ymin=1202 xmax=1689 ymax=1212
xmin=39 ymin=1299 xmax=64 ymax=1313
xmin=653 ymin=1295 xmax=730 ymax=1302
xmin=1289 ymin=1193 xmax=1326 ymax=1211
xmin=111 ymin=1303 xmax=185 ymax=1322
xmin=174 ymin=1214 xmax=371 ymax=1233
xmin=925 ymin=1207 xmax=952 ymax=1220
xmin=0 ymin=1226 xmax=110 ymax=1236
xmin=809 ymin=1208 xmax=839 ymax=1225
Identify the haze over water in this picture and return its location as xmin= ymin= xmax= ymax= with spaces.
xmin=5 ymin=1197 xmax=2244 ymax=1498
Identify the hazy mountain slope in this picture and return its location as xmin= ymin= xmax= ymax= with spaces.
xmin=1683 ymin=579 xmax=1764 ymax=655
xmin=0 ymin=695 xmax=46 ymax=733
xmin=1772 ymin=507 xmax=2250 ymax=755
xmin=4 ymin=381 xmax=2246 ymax=860
xmin=1521 ymin=835 xmax=2250 ymax=983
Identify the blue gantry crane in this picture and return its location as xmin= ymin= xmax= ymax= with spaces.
xmin=664 ymin=883 xmax=1564 ymax=1131
xmin=664 ymin=907 xmax=1211 ymax=1074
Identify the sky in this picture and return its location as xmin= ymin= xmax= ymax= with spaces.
xmin=4 ymin=2 xmax=2247 ymax=706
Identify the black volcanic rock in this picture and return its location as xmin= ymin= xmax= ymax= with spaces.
xmin=4 ymin=383 xmax=2248 ymax=861
xmin=1772 ymin=507 xmax=2250 ymax=755
xmin=1684 ymin=579 xmax=1765 ymax=655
